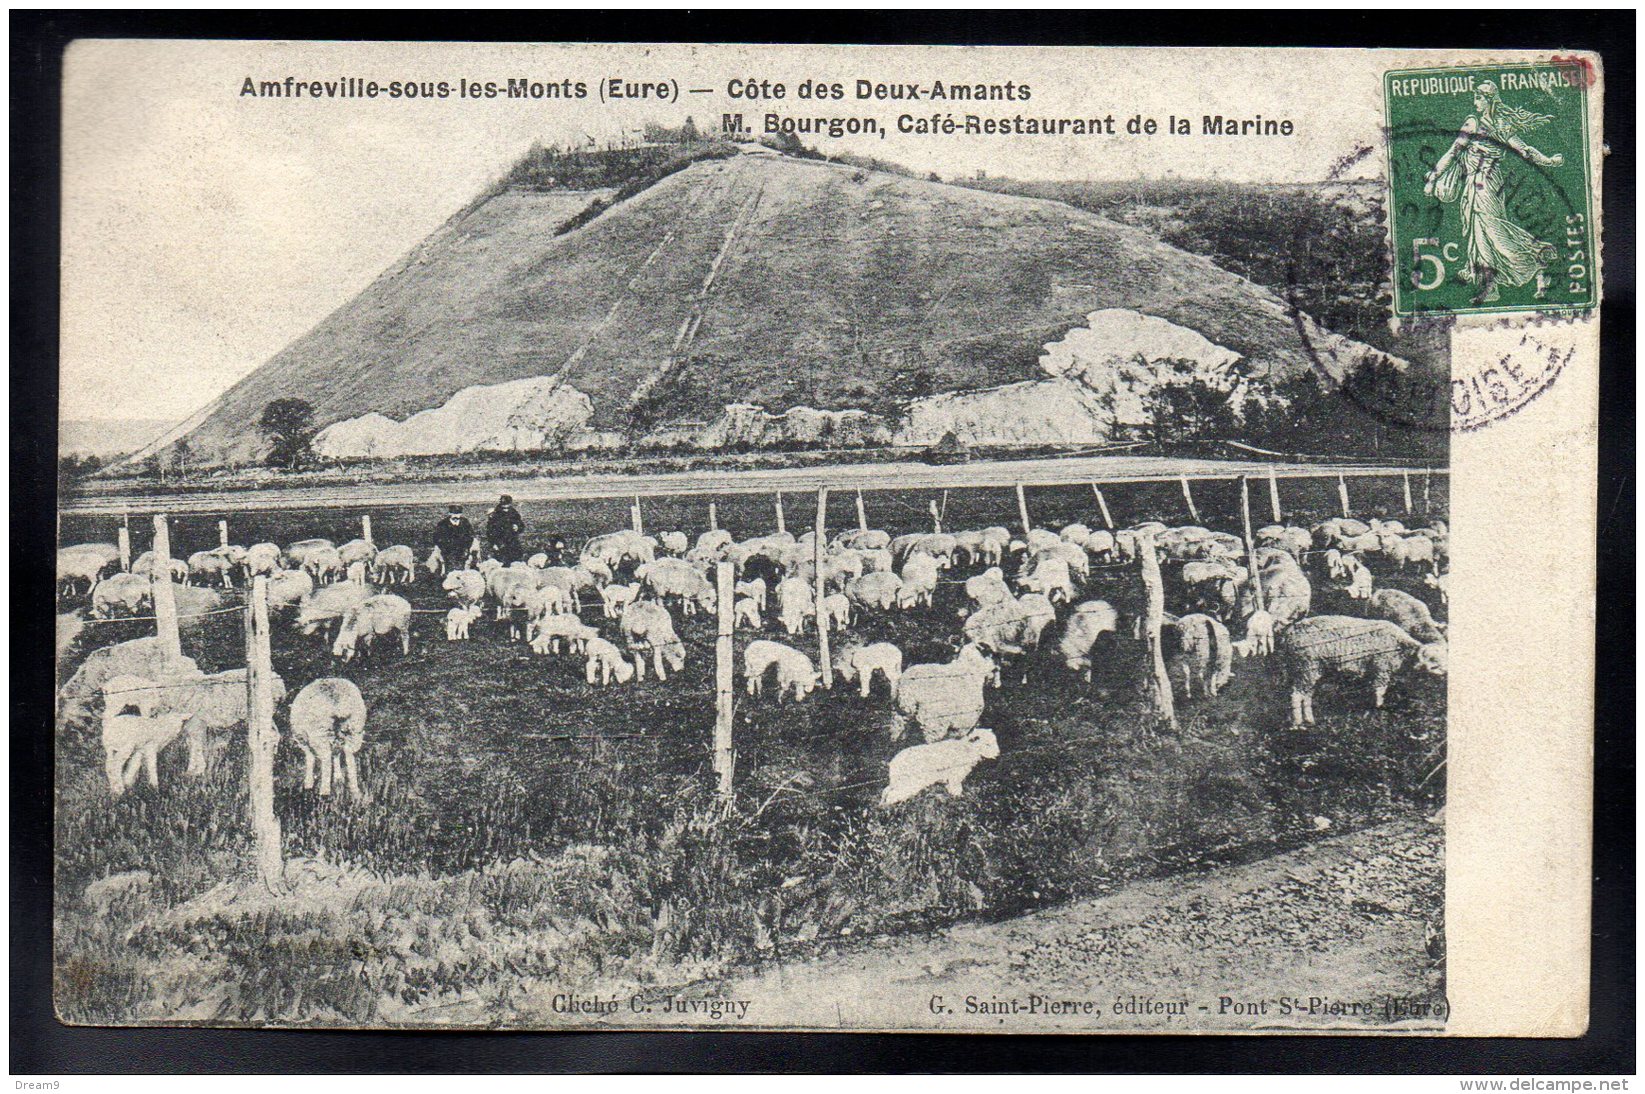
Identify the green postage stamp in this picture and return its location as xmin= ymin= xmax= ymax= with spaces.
xmin=1385 ymin=60 xmax=1596 ymax=318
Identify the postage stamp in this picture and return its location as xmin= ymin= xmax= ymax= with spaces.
xmin=1384 ymin=61 xmax=1597 ymax=319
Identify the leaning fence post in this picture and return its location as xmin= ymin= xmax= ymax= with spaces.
xmin=928 ymin=499 xmax=942 ymax=534
xmin=1239 ymin=477 xmax=1267 ymax=616
xmin=713 ymin=561 xmax=735 ymax=807
xmin=218 ymin=519 xmax=229 ymax=548
xmin=1015 ymin=482 xmax=1032 ymax=536
xmin=774 ymin=491 xmax=786 ymax=535
xmin=1091 ymin=484 xmax=1114 ymax=530
xmin=117 ymin=523 xmax=132 ymax=573
xmin=855 ymin=490 xmax=868 ymax=533
xmin=245 ymin=575 xmax=286 ymax=894
xmin=1267 ymin=465 xmax=1283 ymax=524
xmin=1180 ymin=476 xmax=1201 ymax=524
xmin=1337 ymin=474 xmax=1351 ymax=518
xmin=1137 ymin=532 xmax=1176 ymax=730
xmin=1403 ymin=471 xmax=1415 ymax=515
xmin=814 ymin=488 xmax=833 ymax=689
xmin=1423 ymin=469 xmax=1432 ymax=516
xmin=150 ymin=515 xmax=182 ymax=664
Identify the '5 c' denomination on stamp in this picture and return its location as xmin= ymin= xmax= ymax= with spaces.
xmin=1385 ymin=61 xmax=1596 ymax=319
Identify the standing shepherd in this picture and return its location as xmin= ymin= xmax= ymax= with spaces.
xmin=431 ymin=505 xmax=478 ymax=571
xmin=486 ymin=494 xmax=526 ymax=564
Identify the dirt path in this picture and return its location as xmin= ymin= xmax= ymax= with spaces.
xmin=705 ymin=815 xmax=1446 ymax=1032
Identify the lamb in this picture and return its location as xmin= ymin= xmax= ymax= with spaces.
xmin=502 ymin=583 xmax=572 ymax=641
xmin=100 ymin=710 xmax=189 ymax=796
xmin=898 ymin=554 xmax=941 ymax=609
xmin=441 ymin=569 xmax=486 ymax=609
xmin=296 ymin=582 xmax=374 ymax=642
xmin=734 ymin=577 xmax=768 ymax=614
xmin=819 ymin=592 xmax=852 ymax=632
xmin=658 ymin=530 xmax=689 ymax=556
xmin=160 ymin=667 xmax=287 ymax=776
xmin=129 ymin=550 xmax=189 ymax=584
xmin=331 ymin=594 xmax=413 ymax=662
xmin=244 ymin=542 xmax=283 ymax=578
xmin=337 ymin=538 xmax=378 ymax=569
xmin=266 ymin=568 xmax=315 ymax=609
xmin=965 ymin=567 xmax=1014 ymax=609
xmin=303 ymin=546 xmax=345 ymax=585
xmin=1280 ymin=615 xmax=1447 ymax=725
xmin=1341 ymin=554 xmax=1375 ymax=600
xmin=733 ymin=596 xmax=763 ymax=630
xmin=776 ymin=576 xmax=816 ymax=636
xmin=1424 ymin=571 xmax=1448 ymax=606
xmin=894 ymin=643 xmax=998 ymax=743
xmin=1017 ymin=555 xmax=1075 ymax=604
xmin=1058 ymin=600 xmax=1120 ymax=681
xmin=445 ymin=604 xmax=482 ymax=640
xmin=600 ymin=581 xmax=642 ymax=618
xmin=1163 ymin=613 xmax=1234 ymax=699
xmin=834 ymin=641 xmax=903 ymax=699
xmin=964 ymin=594 xmax=1056 ymax=659
xmin=91 ymin=573 xmax=152 ymax=619
xmin=58 ymin=543 xmax=121 ymax=595
xmin=186 ymin=550 xmax=237 ymax=589
xmin=371 ymin=545 xmax=418 ymax=585
xmin=528 ymin=613 xmax=598 ymax=656
xmin=424 ymin=546 xmax=447 ymax=578
xmin=57 ymin=637 xmax=200 ymax=729
xmin=583 ymin=636 xmax=636 ymax=685
xmin=1382 ymin=534 xmax=1439 ymax=574
xmin=743 ymin=640 xmax=821 ymax=701
xmin=845 ymin=571 xmax=904 ymax=611
xmin=1234 ymin=609 xmax=1277 ymax=658
xmin=287 ymin=677 xmax=368 ymax=797
xmin=879 ymin=728 xmax=999 ymax=808
xmin=1366 ymin=588 xmax=1447 ymax=643
xmin=621 ymin=600 xmax=686 ymax=681
xmin=636 ymin=558 xmax=717 ymax=616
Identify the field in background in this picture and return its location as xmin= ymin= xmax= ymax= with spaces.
xmin=54 ymin=474 xmax=1449 ymax=1026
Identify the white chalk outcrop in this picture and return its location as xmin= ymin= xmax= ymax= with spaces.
xmin=1037 ymin=308 xmax=1248 ymax=426
xmin=695 ymin=403 xmax=892 ymax=449
xmin=895 ymin=378 xmax=1112 ymax=446
xmin=313 ymin=377 xmax=595 ymax=458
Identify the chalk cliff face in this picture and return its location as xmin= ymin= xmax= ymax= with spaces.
xmin=895 ymin=379 xmax=1112 ymax=446
xmin=1037 ymin=308 xmax=1249 ymax=425
xmin=312 ymin=377 xmax=594 ymax=458
xmin=695 ymin=404 xmax=893 ymax=449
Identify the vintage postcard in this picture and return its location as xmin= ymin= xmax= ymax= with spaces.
xmin=54 ymin=41 xmax=1602 ymax=1034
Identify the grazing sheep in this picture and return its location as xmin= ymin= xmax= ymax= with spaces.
xmin=743 ymin=640 xmax=821 ymax=701
xmin=283 ymin=537 xmax=335 ymax=569
xmin=636 ymin=558 xmax=717 ymax=616
xmin=337 ymin=538 xmax=378 ymax=569
xmin=972 ymin=526 xmax=1011 ymax=564
xmin=445 ymin=604 xmax=481 ymax=640
xmin=57 ymin=638 xmax=200 ymax=728
xmin=1017 ymin=555 xmax=1075 ymax=604
xmin=424 ymin=546 xmax=447 ymax=578
xmin=734 ymin=577 xmax=768 ymax=613
xmin=951 ymin=529 xmax=985 ymax=565
xmin=965 ymin=567 xmax=1013 ymax=609
xmin=1341 ymin=554 xmax=1374 ymax=600
xmin=332 ymin=594 xmax=413 ymax=662
xmin=1084 ymin=529 xmax=1116 ymax=561
xmin=898 ymin=554 xmax=941 ymax=609
xmin=160 ymin=667 xmax=287 ymax=776
xmin=1058 ymin=600 xmax=1120 ymax=681
xmin=776 ymin=576 xmax=815 ymax=636
xmin=1256 ymin=525 xmax=1313 ymax=561
xmin=476 ymin=558 xmax=503 ymax=576
xmin=58 ymin=543 xmax=121 ymax=596
xmin=1029 ymin=540 xmax=1091 ymax=581
xmin=599 ymin=581 xmax=642 ymax=618
xmin=1164 ymin=613 xmax=1234 ymax=699
xmin=1235 ymin=609 xmax=1277 ymax=658
xmin=441 ymin=569 xmax=486 ymax=610
xmin=1366 ymin=588 xmax=1447 ymax=643
xmin=266 ymin=568 xmax=315 ymax=610
xmin=244 ymin=542 xmax=283 ymax=578
xmin=528 ymin=613 xmax=598 ymax=656
xmin=287 ymin=677 xmax=367 ymax=797
xmin=486 ymin=567 xmax=536 ymax=621
xmin=1424 ymin=571 xmax=1448 ymax=606
xmin=1280 ymin=616 xmax=1447 ymax=725
xmin=1060 ymin=522 xmax=1093 ymax=547
xmin=56 ymin=610 xmax=87 ymax=662
xmin=835 ymin=528 xmax=890 ymax=552
xmin=584 ymin=636 xmax=636 ymax=685
xmin=621 ymin=600 xmax=686 ymax=681
xmin=101 ymin=710 xmax=189 ymax=796
xmin=1383 ymin=534 xmax=1438 ymax=574
xmin=846 ymin=571 xmax=904 ymax=611
xmin=1238 ymin=561 xmax=1312 ymax=629
xmin=695 ymin=528 xmax=736 ymax=554
xmin=1180 ymin=559 xmax=1246 ymax=618
xmin=880 ymin=728 xmax=1000 ymax=808
xmin=303 ymin=546 xmax=345 ymax=585
xmin=371 ymin=545 xmax=417 ymax=585
xmin=819 ymin=592 xmax=852 ymax=632
xmin=91 ymin=573 xmax=152 ymax=619
xmin=834 ymin=641 xmax=903 ymax=699
xmin=860 ymin=547 xmax=896 ymax=574
xmin=101 ymin=672 xmax=166 ymax=719
xmin=296 ymin=582 xmax=374 ymax=641
xmin=501 ymin=583 xmax=571 ymax=641
xmin=964 ymin=594 xmax=1057 ymax=660
xmin=583 ymin=530 xmax=655 ymax=570
xmin=658 ymin=531 xmax=689 ymax=556
xmin=129 ymin=551 xmax=189 ymax=584
xmin=894 ymin=643 xmax=998 ymax=743
xmin=733 ymin=596 xmax=763 ymax=630
xmin=186 ymin=550 xmax=237 ymax=589
xmin=345 ymin=560 xmax=370 ymax=586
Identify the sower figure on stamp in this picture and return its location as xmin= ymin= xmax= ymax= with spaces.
xmin=431 ymin=505 xmax=478 ymax=572
xmin=486 ymin=494 xmax=526 ymax=565
xmin=1425 ymin=80 xmax=1564 ymax=305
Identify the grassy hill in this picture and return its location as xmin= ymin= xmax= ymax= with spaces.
xmin=158 ymin=147 xmax=1419 ymax=467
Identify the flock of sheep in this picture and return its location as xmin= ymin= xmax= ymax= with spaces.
xmin=57 ymin=503 xmax=1450 ymax=811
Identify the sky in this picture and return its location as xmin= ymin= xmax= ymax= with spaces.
xmin=59 ymin=41 xmax=1525 ymax=424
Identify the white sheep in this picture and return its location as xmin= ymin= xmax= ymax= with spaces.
xmin=1165 ymin=613 xmax=1234 ymax=699
xmin=266 ymin=568 xmax=315 ymax=610
xmin=528 ymin=614 xmax=598 ymax=656
xmin=1017 ymin=555 xmax=1075 ymax=604
xmin=101 ymin=709 xmax=189 ymax=796
xmin=91 ymin=574 xmax=152 ymax=619
xmin=288 ymin=677 xmax=367 ymax=797
xmin=819 ymin=592 xmax=852 ymax=632
xmin=1342 ymin=554 xmax=1375 ymax=600
xmin=186 ymin=550 xmax=237 ymax=589
xmin=296 ymin=582 xmax=373 ymax=642
xmin=846 ymin=571 xmax=903 ymax=611
xmin=834 ymin=641 xmax=903 ymax=699
xmin=1237 ymin=609 xmax=1277 ymax=657
xmin=1424 ymin=571 xmax=1448 ymax=606
xmin=743 ymin=640 xmax=820 ymax=701
xmin=636 ymin=558 xmax=717 ymax=616
xmin=303 ymin=546 xmax=345 ymax=585
xmin=1058 ymin=600 xmax=1120 ymax=681
xmin=965 ymin=567 xmax=1013 ymax=609
xmin=338 ymin=538 xmax=378 ymax=569
xmin=244 ymin=542 xmax=283 ymax=579
xmin=445 ymin=604 xmax=482 ymax=641
xmin=880 ymin=728 xmax=1000 ymax=808
xmin=371 ymin=545 xmax=417 ymax=585
xmin=584 ymin=636 xmax=636 ymax=686
xmin=894 ymin=643 xmax=998 ymax=743
xmin=600 ymin=581 xmax=642 ymax=618
xmin=734 ymin=596 xmax=763 ymax=630
xmin=440 ymin=569 xmax=485 ymax=611
xmin=332 ymin=594 xmax=413 ymax=662
xmin=898 ymin=554 xmax=940 ymax=608
xmin=424 ymin=546 xmax=447 ymax=578
xmin=734 ymin=577 xmax=768 ymax=614
xmin=58 ymin=543 xmax=121 ymax=595
xmin=621 ymin=600 xmax=686 ymax=681
xmin=658 ymin=530 xmax=688 ymax=555
xmin=130 ymin=550 xmax=188 ymax=584
xmin=776 ymin=577 xmax=815 ymax=636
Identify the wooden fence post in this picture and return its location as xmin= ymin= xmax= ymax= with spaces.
xmin=713 ymin=561 xmax=735 ymax=807
xmin=709 ymin=500 xmax=718 ymax=532
xmin=1402 ymin=471 xmax=1414 ymax=515
xmin=940 ymin=489 xmax=949 ymax=526
xmin=631 ymin=496 xmax=644 ymax=536
xmin=361 ymin=514 xmax=373 ymax=543
xmin=855 ymin=490 xmax=868 ymax=533
xmin=1337 ymin=474 xmax=1351 ymax=518
xmin=775 ymin=492 xmax=786 ymax=535
xmin=218 ymin=519 xmax=229 ymax=548
xmin=150 ymin=515 xmax=182 ymax=664
xmin=1091 ymin=484 xmax=1114 ymax=530
xmin=245 ymin=575 xmax=286 ymax=894
xmin=117 ymin=524 xmax=132 ymax=572
xmin=1137 ymin=532 xmax=1176 ymax=730
xmin=1239 ymin=477 xmax=1267 ymax=616
xmin=1180 ymin=476 xmax=1201 ymax=524
xmin=1267 ymin=465 xmax=1283 ymax=524
xmin=1015 ymin=482 xmax=1032 ymax=536
xmin=814 ymin=488 xmax=832 ymax=689
xmin=928 ymin=499 xmax=942 ymax=533
xmin=1423 ymin=470 xmax=1432 ymax=516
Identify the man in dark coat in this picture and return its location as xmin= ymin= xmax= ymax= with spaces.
xmin=486 ymin=494 xmax=526 ymax=564
xmin=431 ymin=505 xmax=477 ymax=571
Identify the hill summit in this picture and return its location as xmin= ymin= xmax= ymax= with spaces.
xmin=143 ymin=143 xmax=1404 ymax=466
